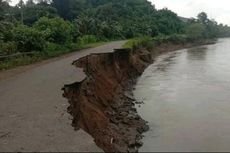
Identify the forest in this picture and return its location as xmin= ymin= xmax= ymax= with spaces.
xmin=1 ymin=0 xmax=230 ymax=69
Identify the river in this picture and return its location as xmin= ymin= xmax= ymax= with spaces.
xmin=134 ymin=38 xmax=230 ymax=152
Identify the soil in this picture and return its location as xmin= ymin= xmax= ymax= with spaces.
xmin=0 ymin=41 xmax=125 ymax=152
xmin=62 ymin=41 xmax=216 ymax=152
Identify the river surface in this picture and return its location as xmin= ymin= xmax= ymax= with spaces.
xmin=134 ymin=38 xmax=230 ymax=152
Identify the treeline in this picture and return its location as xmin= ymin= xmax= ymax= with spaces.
xmin=185 ymin=12 xmax=230 ymax=40
xmin=0 ymin=0 xmax=230 ymax=68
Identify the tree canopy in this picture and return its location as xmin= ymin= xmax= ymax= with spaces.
xmin=0 ymin=0 xmax=230 ymax=56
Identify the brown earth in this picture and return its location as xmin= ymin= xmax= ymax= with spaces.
xmin=0 ymin=41 xmax=125 ymax=152
xmin=62 ymin=41 xmax=216 ymax=152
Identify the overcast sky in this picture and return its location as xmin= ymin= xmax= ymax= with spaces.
xmin=10 ymin=0 xmax=230 ymax=25
xmin=150 ymin=0 xmax=230 ymax=25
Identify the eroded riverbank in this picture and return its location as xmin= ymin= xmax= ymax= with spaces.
xmin=0 ymin=41 xmax=126 ymax=152
xmin=62 ymin=41 xmax=216 ymax=152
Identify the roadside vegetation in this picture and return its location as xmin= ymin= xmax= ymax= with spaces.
xmin=1 ymin=0 xmax=230 ymax=70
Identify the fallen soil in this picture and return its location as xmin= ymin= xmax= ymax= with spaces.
xmin=0 ymin=41 xmax=126 ymax=152
xmin=62 ymin=41 xmax=215 ymax=152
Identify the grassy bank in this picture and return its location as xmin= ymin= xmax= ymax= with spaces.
xmin=0 ymin=34 xmax=216 ymax=71
xmin=0 ymin=41 xmax=107 ymax=71
xmin=123 ymin=35 xmax=216 ymax=50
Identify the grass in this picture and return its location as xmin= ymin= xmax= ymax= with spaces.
xmin=0 ymin=41 xmax=107 ymax=70
xmin=122 ymin=39 xmax=135 ymax=49
xmin=123 ymin=34 xmax=191 ymax=50
xmin=123 ymin=36 xmax=154 ymax=50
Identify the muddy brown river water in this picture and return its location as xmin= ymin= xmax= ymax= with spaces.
xmin=134 ymin=38 xmax=230 ymax=152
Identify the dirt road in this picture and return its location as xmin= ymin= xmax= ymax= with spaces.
xmin=0 ymin=41 xmax=125 ymax=152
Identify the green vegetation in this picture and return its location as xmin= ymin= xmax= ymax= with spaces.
xmin=123 ymin=34 xmax=189 ymax=50
xmin=0 ymin=0 xmax=230 ymax=70
xmin=185 ymin=23 xmax=206 ymax=40
xmin=123 ymin=36 xmax=154 ymax=50
xmin=0 ymin=41 xmax=106 ymax=70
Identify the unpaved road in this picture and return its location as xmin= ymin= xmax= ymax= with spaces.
xmin=0 ymin=41 xmax=125 ymax=152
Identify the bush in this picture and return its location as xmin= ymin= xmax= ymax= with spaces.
xmin=0 ymin=21 xmax=14 ymax=42
xmin=34 ymin=17 xmax=74 ymax=44
xmin=155 ymin=34 xmax=188 ymax=44
xmin=124 ymin=36 xmax=154 ymax=50
xmin=185 ymin=23 xmax=206 ymax=40
xmin=152 ymin=34 xmax=188 ymax=44
xmin=124 ymin=34 xmax=189 ymax=51
xmin=0 ymin=40 xmax=3 ymax=54
xmin=0 ymin=41 xmax=17 ymax=55
xmin=167 ymin=34 xmax=188 ymax=43
xmin=12 ymin=25 xmax=46 ymax=52
xmin=44 ymin=42 xmax=68 ymax=57
xmin=152 ymin=35 xmax=169 ymax=44
xmin=0 ymin=52 xmax=43 ymax=70
xmin=77 ymin=35 xmax=97 ymax=45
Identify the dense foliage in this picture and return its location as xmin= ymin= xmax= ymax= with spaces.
xmin=0 ymin=0 xmax=230 ymax=69
xmin=34 ymin=17 xmax=74 ymax=44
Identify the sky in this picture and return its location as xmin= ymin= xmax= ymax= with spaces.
xmin=150 ymin=0 xmax=230 ymax=26
xmin=10 ymin=0 xmax=230 ymax=26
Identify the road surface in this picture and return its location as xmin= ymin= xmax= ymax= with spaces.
xmin=0 ymin=41 xmax=125 ymax=152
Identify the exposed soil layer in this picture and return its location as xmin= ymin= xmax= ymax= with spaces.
xmin=62 ymin=42 xmax=214 ymax=152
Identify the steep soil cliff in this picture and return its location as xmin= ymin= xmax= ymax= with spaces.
xmin=62 ymin=42 xmax=210 ymax=152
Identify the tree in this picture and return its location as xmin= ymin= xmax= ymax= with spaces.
xmin=0 ymin=0 xmax=11 ymax=20
xmin=1 ymin=0 xmax=230 ymax=60
xmin=22 ymin=4 xmax=58 ymax=25
xmin=13 ymin=25 xmax=46 ymax=52
xmin=206 ymin=19 xmax=218 ymax=38
xmin=26 ymin=0 xmax=35 ymax=6
xmin=0 ymin=0 xmax=11 ymax=44
xmin=16 ymin=0 xmax=25 ymax=24
xmin=186 ymin=23 xmax=205 ymax=40
xmin=197 ymin=12 xmax=208 ymax=24
xmin=34 ymin=17 xmax=73 ymax=44
xmin=52 ymin=0 xmax=70 ymax=20
xmin=155 ymin=8 xmax=184 ymax=35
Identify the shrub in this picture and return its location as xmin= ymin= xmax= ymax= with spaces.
xmin=152 ymin=34 xmax=188 ymax=44
xmin=153 ymin=35 xmax=170 ymax=44
xmin=124 ymin=36 xmax=154 ymax=50
xmin=0 ymin=21 xmax=14 ymax=42
xmin=124 ymin=34 xmax=189 ymax=51
xmin=0 ymin=52 xmax=43 ymax=70
xmin=13 ymin=25 xmax=46 ymax=52
xmin=77 ymin=35 xmax=97 ymax=45
xmin=44 ymin=42 xmax=68 ymax=57
xmin=0 ymin=40 xmax=3 ymax=54
xmin=0 ymin=41 xmax=17 ymax=55
xmin=34 ymin=17 xmax=74 ymax=44
xmin=166 ymin=34 xmax=188 ymax=44
xmin=185 ymin=23 xmax=206 ymax=40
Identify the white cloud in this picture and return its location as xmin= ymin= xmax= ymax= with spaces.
xmin=150 ymin=0 xmax=230 ymax=25
xmin=10 ymin=0 xmax=23 ymax=6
